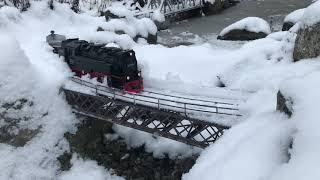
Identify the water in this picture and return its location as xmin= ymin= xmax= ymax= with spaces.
xmin=158 ymin=0 xmax=312 ymax=45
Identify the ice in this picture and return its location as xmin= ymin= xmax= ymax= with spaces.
xmin=219 ymin=17 xmax=271 ymax=36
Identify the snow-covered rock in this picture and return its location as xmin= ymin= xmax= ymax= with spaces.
xmin=293 ymin=1 xmax=320 ymax=61
xmin=218 ymin=17 xmax=271 ymax=41
xmin=282 ymin=8 xmax=305 ymax=31
xmin=301 ymin=0 xmax=320 ymax=27
xmin=101 ymin=4 xmax=158 ymax=43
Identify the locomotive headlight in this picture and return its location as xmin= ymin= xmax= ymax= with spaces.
xmin=138 ymin=72 xmax=141 ymax=77
xmin=127 ymin=76 xmax=130 ymax=80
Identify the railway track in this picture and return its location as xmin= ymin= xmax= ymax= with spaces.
xmin=62 ymin=77 xmax=246 ymax=148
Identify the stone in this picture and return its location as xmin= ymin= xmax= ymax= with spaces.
xmin=147 ymin=33 xmax=157 ymax=44
xmin=276 ymin=91 xmax=293 ymax=117
xmin=104 ymin=10 xmax=123 ymax=21
xmin=202 ymin=0 xmax=239 ymax=15
xmin=64 ymin=118 xmax=198 ymax=179
xmin=133 ymin=33 xmax=158 ymax=44
xmin=154 ymin=20 xmax=170 ymax=30
xmin=202 ymin=0 xmax=224 ymax=15
xmin=217 ymin=29 xmax=268 ymax=41
xmin=57 ymin=152 xmax=72 ymax=171
xmin=115 ymin=30 xmax=126 ymax=35
xmin=97 ymin=27 xmax=104 ymax=32
xmin=0 ymin=99 xmax=40 ymax=147
xmin=293 ymin=23 xmax=320 ymax=62
xmin=282 ymin=21 xmax=295 ymax=31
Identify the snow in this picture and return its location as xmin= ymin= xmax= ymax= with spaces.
xmin=183 ymin=6 xmax=320 ymax=178
xmin=219 ymin=17 xmax=271 ymax=36
xmin=101 ymin=17 xmax=157 ymax=38
xmin=106 ymin=5 xmax=135 ymax=18
xmin=0 ymin=6 xmax=21 ymax=27
xmin=102 ymin=4 xmax=158 ymax=38
xmin=151 ymin=10 xmax=165 ymax=22
xmin=58 ymin=155 xmax=124 ymax=180
xmin=0 ymin=3 xmax=127 ymax=180
xmin=301 ymin=0 xmax=320 ymax=26
xmin=266 ymin=70 xmax=320 ymax=180
xmin=183 ymin=113 xmax=294 ymax=180
xmin=2 ymin=0 xmax=320 ymax=179
xmin=284 ymin=8 xmax=305 ymax=23
xmin=112 ymin=125 xmax=202 ymax=159
xmin=0 ymin=30 xmax=78 ymax=180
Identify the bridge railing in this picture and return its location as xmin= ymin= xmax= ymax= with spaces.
xmin=143 ymin=0 xmax=203 ymax=16
xmin=68 ymin=77 xmax=242 ymax=117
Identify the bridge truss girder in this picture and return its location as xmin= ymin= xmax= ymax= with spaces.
xmin=63 ymin=89 xmax=229 ymax=148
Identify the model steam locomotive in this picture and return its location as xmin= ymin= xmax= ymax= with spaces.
xmin=46 ymin=31 xmax=143 ymax=93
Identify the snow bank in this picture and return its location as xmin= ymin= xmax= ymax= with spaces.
xmin=268 ymin=70 xmax=320 ymax=180
xmin=0 ymin=3 xmax=124 ymax=179
xmin=284 ymin=8 xmax=305 ymax=23
xmin=183 ymin=113 xmax=293 ymax=180
xmin=301 ymin=0 xmax=320 ymax=26
xmin=0 ymin=32 xmax=77 ymax=180
xmin=134 ymin=43 xmax=241 ymax=87
xmin=0 ymin=35 xmax=35 ymax=100
xmin=0 ymin=6 xmax=21 ymax=27
xmin=219 ymin=17 xmax=271 ymax=36
xmin=219 ymin=33 xmax=297 ymax=92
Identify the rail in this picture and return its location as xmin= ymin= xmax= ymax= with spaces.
xmin=68 ymin=77 xmax=242 ymax=117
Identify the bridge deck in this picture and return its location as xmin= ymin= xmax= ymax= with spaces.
xmin=62 ymin=77 xmax=245 ymax=148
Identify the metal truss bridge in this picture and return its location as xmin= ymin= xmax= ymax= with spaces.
xmin=134 ymin=0 xmax=239 ymax=19
xmin=62 ymin=77 xmax=243 ymax=148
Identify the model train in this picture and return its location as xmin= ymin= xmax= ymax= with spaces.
xmin=46 ymin=31 xmax=143 ymax=93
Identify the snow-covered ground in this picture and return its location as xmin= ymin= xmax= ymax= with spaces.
xmin=1 ymin=0 xmax=320 ymax=179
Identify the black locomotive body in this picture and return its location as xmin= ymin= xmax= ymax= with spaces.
xmin=49 ymin=35 xmax=143 ymax=93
